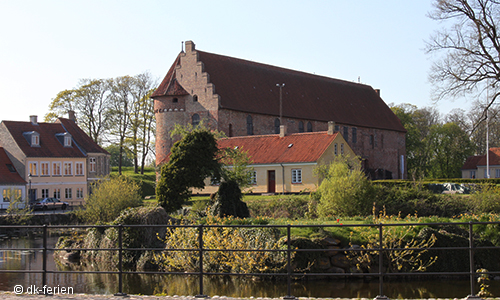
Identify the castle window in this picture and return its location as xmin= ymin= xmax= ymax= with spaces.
xmin=307 ymin=122 xmax=313 ymax=132
xmin=247 ymin=115 xmax=253 ymax=135
xmin=298 ymin=121 xmax=304 ymax=133
xmin=343 ymin=127 xmax=349 ymax=142
xmin=228 ymin=124 xmax=233 ymax=137
xmin=352 ymin=128 xmax=357 ymax=143
xmin=173 ymin=98 xmax=178 ymax=103
xmin=341 ymin=143 xmax=344 ymax=155
xmin=193 ymin=95 xmax=198 ymax=102
xmin=335 ymin=125 xmax=339 ymax=132
xmin=192 ymin=114 xmax=200 ymax=127
xmin=274 ymin=118 xmax=280 ymax=134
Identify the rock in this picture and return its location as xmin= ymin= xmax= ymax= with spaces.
xmin=316 ymin=256 xmax=331 ymax=270
xmin=330 ymin=254 xmax=350 ymax=269
xmin=320 ymin=237 xmax=341 ymax=246
xmin=325 ymin=245 xmax=342 ymax=257
xmin=326 ymin=266 xmax=345 ymax=273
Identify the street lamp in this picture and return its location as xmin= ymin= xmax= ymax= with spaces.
xmin=276 ymin=83 xmax=285 ymax=124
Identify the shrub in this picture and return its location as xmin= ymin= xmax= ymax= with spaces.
xmin=469 ymin=185 xmax=500 ymax=214
xmin=79 ymin=176 xmax=143 ymax=224
xmin=209 ymin=180 xmax=250 ymax=218
xmin=316 ymin=156 xmax=373 ymax=217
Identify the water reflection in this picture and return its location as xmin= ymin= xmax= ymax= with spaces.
xmin=1 ymin=235 xmax=500 ymax=298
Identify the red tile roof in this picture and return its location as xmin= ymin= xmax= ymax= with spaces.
xmin=462 ymin=148 xmax=500 ymax=170
xmin=56 ymin=118 xmax=109 ymax=154
xmin=2 ymin=121 xmax=85 ymax=158
xmin=0 ymin=147 xmax=26 ymax=185
xmin=462 ymin=155 xmax=483 ymax=170
xmin=217 ymin=131 xmax=339 ymax=164
xmin=153 ymin=47 xmax=405 ymax=133
xmin=152 ymin=55 xmax=183 ymax=97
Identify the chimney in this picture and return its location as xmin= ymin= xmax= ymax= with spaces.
xmin=374 ymin=89 xmax=381 ymax=96
xmin=280 ymin=125 xmax=287 ymax=138
xmin=30 ymin=115 xmax=38 ymax=125
xmin=68 ymin=110 xmax=77 ymax=122
xmin=328 ymin=121 xmax=335 ymax=135
xmin=185 ymin=41 xmax=195 ymax=53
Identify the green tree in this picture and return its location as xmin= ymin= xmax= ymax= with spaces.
xmin=105 ymin=144 xmax=134 ymax=167
xmin=426 ymin=122 xmax=475 ymax=178
xmin=156 ymin=127 xmax=221 ymax=213
xmin=316 ymin=155 xmax=372 ymax=217
xmin=80 ymin=176 xmax=143 ymax=223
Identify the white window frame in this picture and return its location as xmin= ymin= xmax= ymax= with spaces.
xmin=41 ymin=188 xmax=49 ymax=198
xmin=76 ymin=162 xmax=84 ymax=176
xmin=53 ymin=162 xmax=61 ymax=176
xmin=470 ymin=171 xmax=476 ymax=179
xmin=89 ymin=157 xmax=96 ymax=173
xmin=291 ymin=169 xmax=302 ymax=184
xmin=65 ymin=188 xmax=72 ymax=199
xmin=76 ymin=188 xmax=84 ymax=199
xmin=29 ymin=161 xmax=38 ymax=176
xmin=54 ymin=188 xmax=61 ymax=199
xmin=40 ymin=162 xmax=50 ymax=176
xmin=250 ymin=171 xmax=257 ymax=185
xmin=64 ymin=162 xmax=73 ymax=176
xmin=496 ymin=169 xmax=500 ymax=178
xmin=64 ymin=135 xmax=72 ymax=147
xmin=31 ymin=133 xmax=39 ymax=146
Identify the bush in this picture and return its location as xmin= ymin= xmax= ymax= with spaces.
xmin=316 ymin=156 xmax=373 ymax=217
xmin=246 ymin=195 xmax=310 ymax=219
xmin=209 ymin=180 xmax=250 ymax=218
xmin=469 ymin=185 xmax=500 ymax=214
xmin=78 ymin=176 xmax=143 ymax=224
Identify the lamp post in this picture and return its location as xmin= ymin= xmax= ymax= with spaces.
xmin=276 ymin=83 xmax=285 ymax=124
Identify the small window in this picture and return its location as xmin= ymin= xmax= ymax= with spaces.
xmin=76 ymin=162 xmax=84 ymax=176
xmin=334 ymin=143 xmax=338 ymax=155
xmin=470 ymin=171 xmax=476 ymax=179
xmin=335 ymin=125 xmax=339 ymax=132
xmin=64 ymin=135 xmax=72 ymax=147
xmin=192 ymin=114 xmax=200 ymax=127
xmin=41 ymin=189 xmax=49 ymax=199
xmin=193 ymin=95 xmax=198 ymax=102
xmin=307 ymin=122 xmax=313 ymax=132
xmin=274 ymin=118 xmax=280 ymax=134
xmin=352 ymin=128 xmax=357 ymax=144
xmin=341 ymin=143 xmax=344 ymax=155
xmin=247 ymin=115 xmax=253 ymax=135
xmin=343 ymin=127 xmax=349 ymax=142
xmin=76 ymin=188 xmax=84 ymax=199
xmin=298 ymin=121 xmax=304 ymax=133
xmin=53 ymin=162 xmax=61 ymax=176
xmin=250 ymin=171 xmax=257 ymax=185
xmin=65 ymin=188 xmax=72 ymax=199
xmin=54 ymin=188 xmax=61 ymax=199
xmin=292 ymin=169 xmax=302 ymax=184
xmin=41 ymin=162 xmax=50 ymax=176
xmin=89 ymin=157 xmax=96 ymax=173
xmin=64 ymin=162 xmax=73 ymax=176
xmin=173 ymin=98 xmax=178 ymax=103
xmin=29 ymin=162 xmax=38 ymax=176
xmin=31 ymin=133 xmax=40 ymax=146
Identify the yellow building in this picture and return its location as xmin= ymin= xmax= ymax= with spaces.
xmin=196 ymin=122 xmax=355 ymax=194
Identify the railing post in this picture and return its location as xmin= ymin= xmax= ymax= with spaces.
xmin=374 ymin=223 xmax=389 ymax=300
xmin=114 ymin=224 xmax=127 ymax=296
xmin=42 ymin=224 xmax=50 ymax=295
xmin=283 ymin=224 xmax=295 ymax=300
xmin=465 ymin=222 xmax=483 ymax=300
xmin=196 ymin=224 xmax=207 ymax=298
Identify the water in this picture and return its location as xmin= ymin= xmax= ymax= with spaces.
xmin=1 ymin=235 xmax=500 ymax=298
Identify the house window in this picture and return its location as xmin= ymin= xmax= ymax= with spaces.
xmin=89 ymin=157 xmax=96 ymax=173
xmin=41 ymin=189 xmax=49 ymax=199
xmin=341 ymin=143 xmax=344 ymax=155
xmin=64 ymin=162 xmax=73 ymax=176
xmin=41 ymin=162 xmax=50 ymax=176
xmin=292 ymin=169 xmax=302 ymax=184
xmin=193 ymin=95 xmax=198 ymax=102
xmin=76 ymin=188 xmax=84 ymax=199
xmin=64 ymin=135 xmax=72 ymax=147
xmin=496 ymin=169 xmax=500 ymax=178
xmin=65 ymin=188 xmax=72 ymax=199
xmin=274 ymin=118 xmax=280 ymax=134
xmin=352 ymin=128 xmax=357 ymax=144
xmin=54 ymin=188 xmax=61 ymax=199
xmin=307 ymin=122 xmax=313 ymax=132
xmin=334 ymin=143 xmax=338 ymax=155
xmin=250 ymin=171 xmax=257 ymax=185
xmin=31 ymin=133 xmax=40 ymax=146
xmin=6 ymin=164 xmax=16 ymax=173
xmin=343 ymin=127 xmax=349 ymax=142
xmin=172 ymin=98 xmax=178 ymax=103
xmin=2 ymin=188 xmax=20 ymax=202
xmin=470 ymin=171 xmax=476 ymax=179
xmin=210 ymin=177 xmax=220 ymax=186
xmin=76 ymin=162 xmax=84 ymax=176
xmin=53 ymin=162 xmax=61 ymax=176
xmin=192 ymin=113 xmax=200 ymax=127
xmin=246 ymin=115 xmax=253 ymax=135
xmin=2 ymin=189 xmax=10 ymax=202
xmin=29 ymin=162 xmax=38 ymax=176
xmin=298 ymin=121 xmax=304 ymax=133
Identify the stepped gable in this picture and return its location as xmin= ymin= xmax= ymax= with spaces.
xmin=195 ymin=50 xmax=406 ymax=133
xmin=217 ymin=131 xmax=339 ymax=164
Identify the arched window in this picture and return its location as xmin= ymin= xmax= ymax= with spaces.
xmin=307 ymin=122 xmax=313 ymax=132
xmin=274 ymin=118 xmax=280 ymax=134
xmin=193 ymin=95 xmax=198 ymax=102
xmin=192 ymin=114 xmax=200 ymax=127
xmin=298 ymin=121 xmax=304 ymax=133
xmin=246 ymin=115 xmax=253 ymax=135
xmin=228 ymin=124 xmax=233 ymax=137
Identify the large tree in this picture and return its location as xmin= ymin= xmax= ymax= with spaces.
xmin=156 ymin=127 xmax=221 ymax=213
xmin=427 ymin=0 xmax=500 ymax=122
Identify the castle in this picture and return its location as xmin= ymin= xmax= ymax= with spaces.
xmin=152 ymin=41 xmax=406 ymax=179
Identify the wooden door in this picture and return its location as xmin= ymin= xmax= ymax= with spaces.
xmin=267 ymin=170 xmax=276 ymax=193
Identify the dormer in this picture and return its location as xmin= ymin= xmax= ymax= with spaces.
xmin=56 ymin=132 xmax=72 ymax=147
xmin=23 ymin=131 xmax=40 ymax=147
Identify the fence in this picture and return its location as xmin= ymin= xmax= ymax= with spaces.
xmin=0 ymin=221 xmax=499 ymax=299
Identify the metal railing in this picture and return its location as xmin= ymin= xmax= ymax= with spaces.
xmin=1 ymin=221 xmax=499 ymax=299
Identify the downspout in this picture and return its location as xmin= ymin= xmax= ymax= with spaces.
xmin=280 ymin=163 xmax=285 ymax=194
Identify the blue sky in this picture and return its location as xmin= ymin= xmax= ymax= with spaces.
xmin=0 ymin=0 xmax=469 ymax=123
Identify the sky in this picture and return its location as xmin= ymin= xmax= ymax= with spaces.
xmin=0 ymin=0 xmax=471 ymax=123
